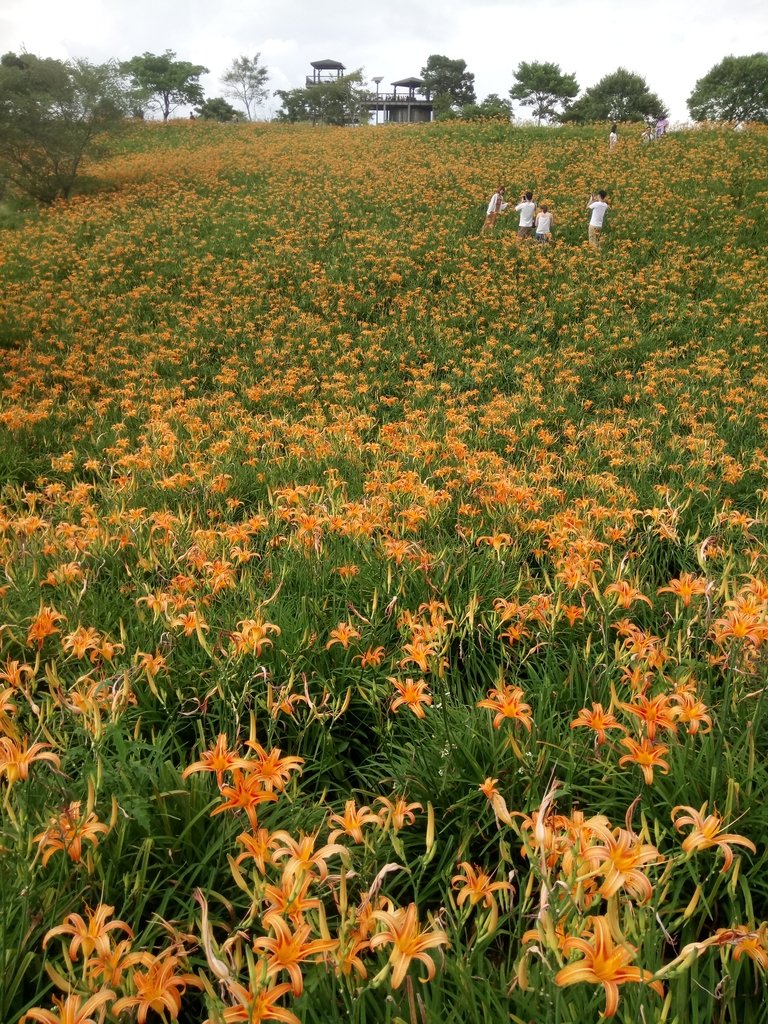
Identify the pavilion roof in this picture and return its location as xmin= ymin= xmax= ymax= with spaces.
xmin=391 ymin=77 xmax=424 ymax=88
xmin=311 ymin=59 xmax=346 ymax=70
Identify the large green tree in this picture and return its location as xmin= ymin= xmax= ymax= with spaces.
xmin=687 ymin=53 xmax=768 ymax=123
xmin=275 ymin=71 xmax=369 ymax=126
xmin=120 ymin=50 xmax=208 ymax=121
xmin=0 ymin=51 xmax=127 ymax=203
xmin=509 ymin=61 xmax=579 ymax=125
xmin=564 ymin=67 xmax=667 ymax=123
xmin=195 ymin=97 xmax=242 ymax=122
xmin=461 ymin=93 xmax=513 ymax=121
xmin=222 ymin=54 xmax=269 ymax=121
xmin=420 ymin=55 xmax=476 ymax=115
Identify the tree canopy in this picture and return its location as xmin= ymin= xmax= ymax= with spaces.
xmin=195 ymin=96 xmax=242 ymax=122
xmin=222 ymin=54 xmax=269 ymax=121
xmin=420 ymin=55 xmax=476 ymax=114
xmin=687 ymin=53 xmax=768 ymax=123
xmin=0 ymin=51 xmax=127 ymax=202
xmin=120 ymin=50 xmax=208 ymax=121
xmin=275 ymin=71 xmax=369 ymax=126
xmin=564 ymin=67 xmax=667 ymax=123
xmin=461 ymin=93 xmax=513 ymax=121
xmin=509 ymin=62 xmax=579 ymax=125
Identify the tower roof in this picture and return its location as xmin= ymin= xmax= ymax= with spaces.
xmin=311 ymin=59 xmax=346 ymax=70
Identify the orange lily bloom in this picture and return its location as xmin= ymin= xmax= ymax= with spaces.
xmin=112 ymin=949 xmax=203 ymax=1024
xmin=582 ymin=827 xmax=661 ymax=902
xmin=672 ymin=804 xmax=756 ymax=872
xmin=376 ymin=794 xmax=423 ymax=830
xmin=253 ymin=916 xmax=338 ymax=996
xmin=370 ymin=903 xmax=449 ymax=989
xmin=235 ymin=828 xmax=279 ymax=873
xmin=328 ymin=799 xmax=381 ymax=843
xmin=325 ymin=621 xmax=361 ymax=650
xmin=201 ymin=980 xmax=299 ymax=1024
xmin=621 ymin=693 xmax=679 ymax=741
xmin=657 ymin=572 xmax=709 ymax=606
xmin=388 ymin=676 xmax=433 ymax=718
xmin=210 ymin=770 xmax=279 ymax=831
xmin=270 ymin=830 xmax=346 ymax=883
xmin=451 ymin=862 xmax=514 ymax=933
xmin=43 ymin=904 xmax=132 ymax=961
xmin=477 ymin=683 xmax=533 ymax=731
xmin=34 ymin=801 xmax=110 ymax=866
xmin=243 ymin=742 xmax=304 ymax=792
xmin=554 ymin=915 xmax=664 ymax=1018
xmin=570 ymin=703 xmax=624 ymax=745
xmin=618 ymin=737 xmax=670 ymax=785
xmin=22 ymin=990 xmax=115 ymax=1024
xmin=181 ymin=733 xmax=251 ymax=786
xmin=0 ymin=736 xmax=60 ymax=787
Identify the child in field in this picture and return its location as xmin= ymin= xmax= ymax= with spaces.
xmin=586 ymin=191 xmax=609 ymax=248
xmin=535 ymin=204 xmax=553 ymax=242
xmin=482 ymin=185 xmax=508 ymax=234
xmin=515 ymin=191 xmax=536 ymax=238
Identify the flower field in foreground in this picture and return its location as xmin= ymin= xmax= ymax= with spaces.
xmin=1 ymin=119 xmax=768 ymax=1024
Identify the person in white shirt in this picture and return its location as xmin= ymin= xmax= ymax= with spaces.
xmin=586 ymin=191 xmax=609 ymax=248
xmin=609 ymin=123 xmax=618 ymax=149
xmin=515 ymin=191 xmax=536 ymax=239
xmin=535 ymin=204 xmax=553 ymax=242
xmin=481 ymin=185 xmax=508 ymax=234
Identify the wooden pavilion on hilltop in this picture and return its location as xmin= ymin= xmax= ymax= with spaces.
xmin=371 ymin=78 xmax=433 ymax=123
xmin=305 ymin=60 xmax=433 ymax=123
xmin=306 ymin=59 xmax=346 ymax=88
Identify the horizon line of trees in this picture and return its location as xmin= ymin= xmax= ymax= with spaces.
xmin=1 ymin=48 xmax=767 ymax=203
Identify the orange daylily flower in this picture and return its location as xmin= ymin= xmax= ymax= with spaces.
xmin=201 ymin=980 xmax=299 ymax=1024
xmin=328 ymin=799 xmax=381 ymax=843
xmin=617 ymin=737 xmax=670 ymax=785
xmin=570 ymin=703 xmax=625 ymax=745
xmin=657 ymin=572 xmax=709 ymax=606
xmin=44 ymin=903 xmax=132 ymax=961
xmin=23 ymin=991 xmax=115 ymax=1024
xmin=376 ymin=794 xmax=423 ymax=830
xmin=554 ymin=915 xmax=664 ymax=1018
xmin=451 ymin=862 xmax=514 ymax=933
xmin=477 ymin=683 xmax=533 ymax=731
xmin=182 ymin=733 xmax=251 ymax=786
xmin=112 ymin=949 xmax=203 ymax=1024
xmin=243 ymin=742 xmax=304 ymax=792
xmin=34 ymin=801 xmax=110 ymax=866
xmin=270 ymin=830 xmax=346 ymax=883
xmin=325 ymin=621 xmax=361 ymax=650
xmin=211 ymin=770 xmax=279 ymax=831
xmin=582 ymin=827 xmax=662 ymax=902
xmin=0 ymin=736 xmax=60 ymax=787
xmin=672 ymin=804 xmax=756 ymax=873
xmin=253 ymin=916 xmax=338 ymax=996
xmin=370 ymin=903 xmax=449 ymax=989
xmin=388 ymin=676 xmax=433 ymax=718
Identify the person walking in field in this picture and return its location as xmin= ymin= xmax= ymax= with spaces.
xmin=535 ymin=203 xmax=553 ymax=242
xmin=515 ymin=191 xmax=537 ymax=239
xmin=586 ymin=191 xmax=609 ymax=248
xmin=609 ymin=123 xmax=618 ymax=149
xmin=481 ymin=185 xmax=508 ymax=234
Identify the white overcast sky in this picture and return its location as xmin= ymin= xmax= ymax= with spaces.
xmin=1 ymin=0 xmax=765 ymax=121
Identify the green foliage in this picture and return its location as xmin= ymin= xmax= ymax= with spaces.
xmin=195 ymin=96 xmax=242 ymax=122
xmin=509 ymin=61 xmax=579 ymax=125
xmin=221 ymin=53 xmax=270 ymax=121
xmin=687 ymin=52 xmax=768 ymax=123
xmin=0 ymin=51 xmax=127 ymax=203
xmin=564 ymin=66 xmax=667 ymax=123
xmin=120 ymin=49 xmax=208 ymax=121
xmin=461 ymin=93 xmax=513 ymax=121
xmin=420 ymin=54 xmax=476 ymax=111
xmin=275 ymin=70 xmax=369 ymax=126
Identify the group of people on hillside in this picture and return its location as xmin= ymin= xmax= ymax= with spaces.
xmin=481 ymin=187 xmax=609 ymax=248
